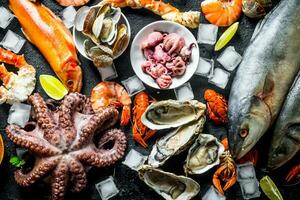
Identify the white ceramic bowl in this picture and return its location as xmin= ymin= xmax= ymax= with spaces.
xmin=130 ymin=20 xmax=199 ymax=90
xmin=73 ymin=9 xmax=131 ymax=60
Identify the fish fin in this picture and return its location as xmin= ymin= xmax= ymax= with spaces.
xmin=286 ymin=123 xmax=300 ymax=144
xmin=256 ymin=72 xmax=275 ymax=101
xmin=249 ymin=96 xmax=272 ymax=124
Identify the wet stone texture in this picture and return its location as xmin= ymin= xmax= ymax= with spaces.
xmin=0 ymin=0 xmax=299 ymax=200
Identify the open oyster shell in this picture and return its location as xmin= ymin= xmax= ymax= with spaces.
xmin=138 ymin=165 xmax=200 ymax=200
xmin=141 ymin=100 xmax=206 ymax=130
xmin=148 ymin=117 xmax=205 ymax=168
xmin=184 ymin=134 xmax=224 ymax=175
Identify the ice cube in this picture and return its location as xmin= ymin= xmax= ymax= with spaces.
xmin=121 ymin=75 xmax=145 ymax=96
xmin=197 ymin=23 xmax=218 ymax=45
xmin=0 ymin=7 xmax=14 ymax=29
xmin=237 ymin=162 xmax=256 ymax=182
xmin=61 ymin=6 xmax=77 ymax=29
xmin=0 ymin=30 xmax=26 ymax=53
xmin=217 ymin=46 xmax=242 ymax=71
xmin=95 ymin=176 xmax=119 ymax=200
xmin=97 ymin=63 xmax=118 ymax=81
xmin=122 ymin=149 xmax=147 ymax=171
xmin=174 ymin=82 xmax=194 ymax=101
xmin=7 ymin=103 xmax=31 ymax=128
xmin=202 ymin=186 xmax=226 ymax=200
xmin=239 ymin=179 xmax=261 ymax=199
xmin=195 ymin=57 xmax=214 ymax=78
xmin=209 ymin=68 xmax=230 ymax=89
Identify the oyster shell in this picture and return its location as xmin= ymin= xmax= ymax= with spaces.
xmin=148 ymin=118 xmax=205 ymax=167
xmin=138 ymin=165 xmax=200 ymax=200
xmin=184 ymin=134 xmax=224 ymax=175
xmin=141 ymin=100 xmax=206 ymax=130
xmin=93 ymin=54 xmax=113 ymax=68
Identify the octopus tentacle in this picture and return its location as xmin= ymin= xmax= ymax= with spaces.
xmin=6 ymin=125 xmax=62 ymax=156
xmin=28 ymin=93 xmax=60 ymax=146
xmin=70 ymin=107 xmax=119 ymax=150
xmin=58 ymin=93 xmax=87 ymax=145
xmin=75 ymin=129 xmax=127 ymax=167
xmin=68 ymin=157 xmax=87 ymax=192
xmin=15 ymin=157 xmax=61 ymax=187
xmin=51 ymin=160 xmax=69 ymax=200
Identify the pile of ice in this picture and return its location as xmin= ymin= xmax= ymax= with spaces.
xmin=236 ymin=162 xmax=261 ymax=199
xmin=7 ymin=103 xmax=31 ymax=128
xmin=121 ymin=75 xmax=145 ymax=97
xmin=174 ymin=82 xmax=194 ymax=101
xmin=95 ymin=176 xmax=119 ymax=200
xmin=202 ymin=185 xmax=226 ymax=200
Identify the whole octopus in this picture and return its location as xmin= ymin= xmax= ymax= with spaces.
xmin=141 ymin=31 xmax=194 ymax=89
xmin=5 ymin=93 xmax=127 ymax=200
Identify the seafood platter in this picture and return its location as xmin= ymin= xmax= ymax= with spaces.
xmin=0 ymin=0 xmax=299 ymax=200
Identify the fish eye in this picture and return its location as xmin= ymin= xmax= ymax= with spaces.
xmin=240 ymin=128 xmax=249 ymax=138
xmin=67 ymin=80 xmax=74 ymax=86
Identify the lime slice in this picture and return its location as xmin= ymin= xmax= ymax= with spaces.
xmin=215 ymin=22 xmax=239 ymax=51
xmin=260 ymin=176 xmax=283 ymax=200
xmin=39 ymin=75 xmax=68 ymax=100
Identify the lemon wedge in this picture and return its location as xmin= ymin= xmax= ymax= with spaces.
xmin=215 ymin=22 xmax=239 ymax=51
xmin=39 ymin=75 xmax=68 ymax=100
xmin=260 ymin=176 xmax=283 ymax=200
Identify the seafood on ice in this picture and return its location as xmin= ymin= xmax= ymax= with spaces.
xmin=268 ymin=72 xmax=300 ymax=170
xmin=103 ymin=0 xmax=200 ymax=29
xmin=242 ymin=0 xmax=272 ymax=18
xmin=141 ymin=31 xmax=194 ymax=89
xmin=5 ymin=93 xmax=127 ymax=200
xmin=0 ymin=47 xmax=36 ymax=104
xmin=184 ymin=134 xmax=225 ymax=175
xmin=10 ymin=0 xmax=82 ymax=92
xmin=228 ymin=0 xmax=300 ymax=159
xmin=148 ymin=116 xmax=206 ymax=168
xmin=77 ymin=3 xmax=130 ymax=68
xmin=56 ymin=0 xmax=90 ymax=7
xmin=141 ymin=100 xmax=206 ymax=130
xmin=91 ymin=81 xmax=132 ymax=126
xmin=138 ymin=165 xmax=200 ymax=200
xmin=204 ymin=89 xmax=228 ymax=125
xmin=132 ymin=92 xmax=156 ymax=148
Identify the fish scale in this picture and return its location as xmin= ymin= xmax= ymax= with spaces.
xmin=228 ymin=0 xmax=300 ymax=159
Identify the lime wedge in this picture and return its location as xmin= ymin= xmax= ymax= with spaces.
xmin=260 ymin=176 xmax=283 ymax=200
xmin=39 ymin=75 xmax=68 ymax=100
xmin=215 ymin=22 xmax=239 ymax=51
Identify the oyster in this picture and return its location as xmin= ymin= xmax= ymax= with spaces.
xmin=141 ymin=100 xmax=206 ymax=130
xmin=138 ymin=165 xmax=200 ymax=200
xmin=184 ymin=134 xmax=224 ymax=175
xmin=148 ymin=118 xmax=205 ymax=167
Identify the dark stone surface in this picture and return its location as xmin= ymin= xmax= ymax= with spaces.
xmin=0 ymin=0 xmax=299 ymax=200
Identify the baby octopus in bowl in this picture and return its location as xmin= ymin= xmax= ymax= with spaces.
xmin=141 ymin=31 xmax=194 ymax=89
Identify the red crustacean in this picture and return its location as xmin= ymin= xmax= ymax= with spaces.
xmin=204 ymin=89 xmax=228 ymax=124
xmin=132 ymin=91 xmax=156 ymax=148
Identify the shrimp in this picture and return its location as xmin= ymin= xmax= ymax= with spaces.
xmin=91 ymin=81 xmax=131 ymax=126
xmin=0 ymin=47 xmax=36 ymax=105
xmin=55 ymin=0 xmax=90 ymax=7
xmin=201 ymin=0 xmax=242 ymax=27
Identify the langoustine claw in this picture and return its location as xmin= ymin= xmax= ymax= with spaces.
xmin=286 ymin=164 xmax=300 ymax=183
xmin=213 ymin=138 xmax=237 ymax=195
xmin=0 ymin=47 xmax=36 ymax=104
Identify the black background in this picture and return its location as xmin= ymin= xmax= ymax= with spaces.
xmin=0 ymin=0 xmax=299 ymax=199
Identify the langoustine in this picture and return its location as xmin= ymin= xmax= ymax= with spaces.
xmin=0 ymin=47 xmax=36 ymax=104
xmin=9 ymin=0 xmax=82 ymax=92
xmin=132 ymin=91 xmax=156 ymax=148
xmin=103 ymin=0 xmax=200 ymax=29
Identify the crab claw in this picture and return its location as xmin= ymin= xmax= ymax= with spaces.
xmin=212 ymin=165 xmax=226 ymax=195
xmin=132 ymin=125 xmax=148 ymax=148
xmin=223 ymin=175 xmax=237 ymax=191
xmin=286 ymin=164 xmax=300 ymax=182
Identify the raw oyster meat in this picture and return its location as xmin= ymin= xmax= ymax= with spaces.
xmin=148 ymin=117 xmax=205 ymax=167
xmin=184 ymin=134 xmax=224 ymax=175
xmin=141 ymin=100 xmax=206 ymax=130
xmin=138 ymin=165 xmax=200 ymax=200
